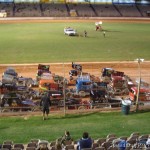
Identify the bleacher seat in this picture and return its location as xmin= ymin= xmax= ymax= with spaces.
xmin=130 ymin=132 xmax=140 ymax=137
xmin=101 ymin=141 xmax=111 ymax=150
xmin=108 ymin=145 xmax=118 ymax=150
xmin=27 ymin=142 xmax=37 ymax=148
xmin=2 ymin=144 xmax=12 ymax=150
xmin=91 ymin=143 xmax=99 ymax=149
xmin=12 ymin=148 xmax=22 ymax=150
xmin=49 ymin=141 xmax=56 ymax=148
xmin=26 ymin=148 xmax=36 ymax=150
xmin=3 ymin=141 xmax=13 ymax=145
xmin=30 ymin=139 xmax=40 ymax=144
xmin=106 ymin=134 xmax=116 ymax=139
xmin=0 ymin=132 xmax=150 ymax=150
xmin=65 ymin=144 xmax=74 ymax=150
xmin=95 ymin=138 xmax=106 ymax=146
xmin=13 ymin=144 xmax=24 ymax=150
xmin=119 ymin=136 xmax=128 ymax=141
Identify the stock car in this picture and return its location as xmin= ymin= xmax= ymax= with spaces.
xmin=2 ymin=67 xmax=34 ymax=87
xmin=2 ymin=67 xmax=18 ymax=84
xmin=64 ymin=27 xmax=77 ymax=36
xmin=0 ymin=92 xmax=37 ymax=111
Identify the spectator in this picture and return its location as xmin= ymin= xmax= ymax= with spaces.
xmin=103 ymin=31 xmax=106 ymax=38
xmin=61 ymin=131 xmax=73 ymax=145
xmin=77 ymin=132 xmax=92 ymax=150
xmin=146 ymin=136 xmax=150 ymax=148
xmin=38 ymin=144 xmax=48 ymax=150
xmin=84 ymin=30 xmax=87 ymax=37
xmin=37 ymin=140 xmax=49 ymax=150
xmin=118 ymin=140 xmax=127 ymax=150
xmin=96 ymin=25 xmax=99 ymax=31
xmin=40 ymin=92 xmax=51 ymax=120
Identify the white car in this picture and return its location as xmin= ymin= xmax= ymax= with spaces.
xmin=40 ymin=72 xmax=53 ymax=80
xmin=64 ymin=27 xmax=77 ymax=36
xmin=0 ymin=10 xmax=7 ymax=18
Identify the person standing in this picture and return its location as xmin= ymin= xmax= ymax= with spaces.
xmin=96 ymin=25 xmax=100 ymax=31
xmin=103 ymin=31 xmax=106 ymax=38
xmin=77 ymin=132 xmax=92 ymax=150
xmin=40 ymin=92 xmax=51 ymax=120
xmin=84 ymin=30 xmax=87 ymax=37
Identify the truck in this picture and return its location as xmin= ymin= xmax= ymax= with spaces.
xmin=39 ymin=79 xmax=62 ymax=92
xmin=0 ymin=10 xmax=7 ymax=18
xmin=72 ymin=62 xmax=82 ymax=71
xmin=75 ymin=75 xmax=92 ymax=96
xmin=129 ymin=86 xmax=150 ymax=102
xmin=39 ymin=79 xmax=63 ymax=106
xmin=108 ymin=71 xmax=129 ymax=95
xmin=2 ymin=67 xmax=34 ymax=88
xmin=101 ymin=68 xmax=114 ymax=83
xmin=90 ymin=82 xmax=108 ymax=103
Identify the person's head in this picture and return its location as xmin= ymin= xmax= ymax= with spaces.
xmin=44 ymin=91 xmax=50 ymax=97
xmin=65 ymin=131 xmax=70 ymax=136
xmin=82 ymin=132 xmax=89 ymax=139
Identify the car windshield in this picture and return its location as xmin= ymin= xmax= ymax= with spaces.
xmin=67 ymin=29 xmax=74 ymax=31
xmin=82 ymin=82 xmax=91 ymax=85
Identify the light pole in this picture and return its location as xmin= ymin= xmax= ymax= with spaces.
xmin=63 ymin=62 xmax=66 ymax=116
xmin=135 ymin=58 xmax=144 ymax=112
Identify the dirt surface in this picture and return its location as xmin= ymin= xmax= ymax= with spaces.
xmin=1 ymin=61 xmax=150 ymax=117
xmin=0 ymin=17 xmax=150 ymax=24
xmin=0 ymin=62 xmax=150 ymax=82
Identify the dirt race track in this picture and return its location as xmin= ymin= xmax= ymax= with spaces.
xmin=0 ymin=61 xmax=150 ymax=83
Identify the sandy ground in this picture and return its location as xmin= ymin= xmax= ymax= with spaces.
xmin=0 ymin=62 xmax=150 ymax=83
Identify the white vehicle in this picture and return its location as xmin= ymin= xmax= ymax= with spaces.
xmin=64 ymin=27 xmax=77 ymax=36
xmin=0 ymin=10 xmax=7 ymax=18
xmin=40 ymin=72 xmax=53 ymax=80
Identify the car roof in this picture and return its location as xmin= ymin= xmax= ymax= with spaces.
xmin=77 ymin=75 xmax=91 ymax=82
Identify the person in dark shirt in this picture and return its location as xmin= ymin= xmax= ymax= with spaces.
xmin=40 ymin=92 xmax=51 ymax=120
xmin=84 ymin=30 xmax=87 ymax=37
xmin=77 ymin=132 xmax=92 ymax=150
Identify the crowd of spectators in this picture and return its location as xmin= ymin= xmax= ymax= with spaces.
xmin=0 ymin=131 xmax=150 ymax=150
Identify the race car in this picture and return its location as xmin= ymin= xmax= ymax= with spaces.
xmin=64 ymin=27 xmax=77 ymax=36
xmin=2 ymin=67 xmax=34 ymax=87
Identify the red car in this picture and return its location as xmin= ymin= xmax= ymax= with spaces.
xmin=129 ymin=87 xmax=150 ymax=102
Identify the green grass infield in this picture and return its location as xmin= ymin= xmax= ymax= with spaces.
xmin=0 ymin=21 xmax=150 ymax=64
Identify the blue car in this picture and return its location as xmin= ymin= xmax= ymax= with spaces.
xmin=76 ymin=76 xmax=92 ymax=93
